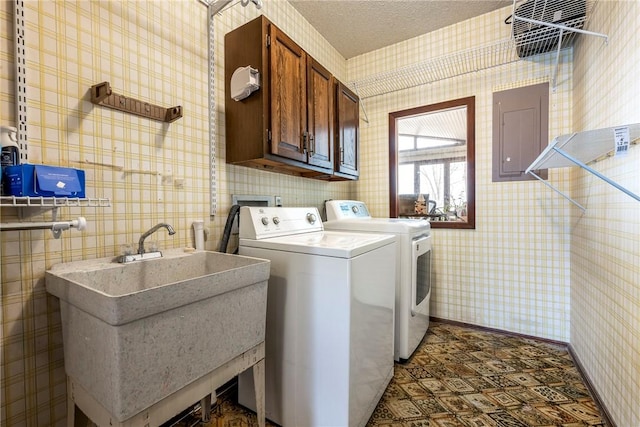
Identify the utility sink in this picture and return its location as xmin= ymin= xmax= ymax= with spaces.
xmin=46 ymin=249 xmax=270 ymax=422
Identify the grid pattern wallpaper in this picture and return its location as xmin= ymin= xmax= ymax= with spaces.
xmin=348 ymin=6 xmax=573 ymax=343
xmin=571 ymin=1 xmax=640 ymax=426
xmin=0 ymin=1 xmax=352 ymax=425
xmin=1 ymin=1 xmax=211 ymax=425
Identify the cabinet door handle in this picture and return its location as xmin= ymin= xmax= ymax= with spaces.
xmin=340 ymin=146 xmax=344 ymax=163
xmin=302 ymin=131 xmax=308 ymax=153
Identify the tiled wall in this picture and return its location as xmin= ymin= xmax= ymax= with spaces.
xmin=0 ymin=1 xmax=351 ymax=425
xmin=348 ymin=6 xmax=573 ymax=342
xmin=571 ymin=1 xmax=640 ymax=426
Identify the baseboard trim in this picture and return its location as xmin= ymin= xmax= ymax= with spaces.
xmin=429 ymin=317 xmax=568 ymax=346
xmin=430 ymin=317 xmax=615 ymax=426
xmin=567 ymin=344 xmax=617 ymax=427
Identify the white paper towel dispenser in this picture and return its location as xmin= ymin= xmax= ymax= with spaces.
xmin=230 ymin=66 xmax=260 ymax=101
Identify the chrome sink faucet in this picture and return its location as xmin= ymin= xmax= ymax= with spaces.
xmin=118 ymin=223 xmax=176 ymax=263
xmin=138 ymin=223 xmax=176 ymax=255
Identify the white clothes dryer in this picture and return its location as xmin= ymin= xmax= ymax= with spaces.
xmin=324 ymin=200 xmax=432 ymax=362
xmin=237 ymin=206 xmax=396 ymax=427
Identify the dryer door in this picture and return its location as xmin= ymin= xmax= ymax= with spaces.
xmin=411 ymin=234 xmax=431 ymax=317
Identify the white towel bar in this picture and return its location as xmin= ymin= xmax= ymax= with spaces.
xmin=0 ymin=217 xmax=87 ymax=238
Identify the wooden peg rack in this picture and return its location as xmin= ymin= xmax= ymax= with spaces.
xmin=90 ymin=82 xmax=182 ymax=123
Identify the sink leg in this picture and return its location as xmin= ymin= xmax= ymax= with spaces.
xmin=201 ymin=394 xmax=212 ymax=422
xmin=68 ymin=377 xmax=90 ymax=427
xmin=67 ymin=395 xmax=74 ymax=427
xmin=68 ymin=403 xmax=90 ymax=427
xmin=253 ymin=359 xmax=265 ymax=427
xmin=73 ymin=405 xmax=90 ymax=427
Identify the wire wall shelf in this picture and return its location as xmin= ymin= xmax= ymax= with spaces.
xmin=1 ymin=196 xmax=110 ymax=236
xmin=0 ymin=196 xmax=111 ymax=208
xmin=349 ymin=38 xmax=522 ymax=100
xmin=348 ymin=0 xmax=606 ymax=100
xmin=526 ymin=123 xmax=640 ymax=211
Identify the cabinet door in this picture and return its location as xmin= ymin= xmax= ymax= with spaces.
xmin=306 ymin=58 xmax=334 ymax=170
xmin=269 ymin=25 xmax=307 ymax=163
xmin=336 ymin=82 xmax=359 ymax=178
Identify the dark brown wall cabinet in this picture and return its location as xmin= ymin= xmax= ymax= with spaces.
xmin=492 ymin=82 xmax=549 ymax=182
xmin=224 ymin=16 xmax=359 ymax=180
xmin=334 ymin=82 xmax=360 ymax=179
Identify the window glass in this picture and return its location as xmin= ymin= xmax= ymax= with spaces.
xmin=398 ymin=135 xmax=415 ymax=151
xmin=398 ymin=164 xmax=415 ymax=194
xmin=419 ymin=163 xmax=444 ymax=207
xmin=450 ymin=161 xmax=466 ymax=208
xmin=416 ymin=137 xmax=461 ymax=149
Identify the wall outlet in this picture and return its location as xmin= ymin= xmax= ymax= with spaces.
xmin=275 ymin=196 xmax=282 ymax=206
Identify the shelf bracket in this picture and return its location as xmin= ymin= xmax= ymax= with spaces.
xmin=551 ymin=28 xmax=564 ymax=89
xmin=351 ymin=83 xmax=369 ymax=124
xmin=527 ymin=124 xmax=640 ymax=211
xmin=552 ymin=147 xmax=640 ymax=203
xmin=528 ymin=139 xmax=640 ymax=212
xmin=90 ymin=82 xmax=183 ymax=123
xmin=528 ymin=169 xmax=586 ymax=212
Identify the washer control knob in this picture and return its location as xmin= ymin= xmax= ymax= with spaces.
xmin=351 ymin=205 xmax=359 ymax=214
xmin=306 ymin=213 xmax=317 ymax=224
xmin=261 ymin=216 xmax=269 ymax=226
xmin=272 ymin=216 xmax=280 ymax=225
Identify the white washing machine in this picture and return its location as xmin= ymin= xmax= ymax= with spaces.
xmin=237 ymin=206 xmax=396 ymax=427
xmin=324 ymin=200 xmax=432 ymax=362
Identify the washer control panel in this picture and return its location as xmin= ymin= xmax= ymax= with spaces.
xmin=325 ymin=200 xmax=371 ymax=221
xmin=239 ymin=206 xmax=324 ymax=239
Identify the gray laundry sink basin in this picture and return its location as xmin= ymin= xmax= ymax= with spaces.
xmin=46 ymin=249 xmax=270 ymax=422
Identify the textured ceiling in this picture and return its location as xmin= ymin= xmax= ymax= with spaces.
xmin=289 ymin=0 xmax=512 ymax=59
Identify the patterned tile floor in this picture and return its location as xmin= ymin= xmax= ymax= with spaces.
xmin=169 ymin=321 xmax=607 ymax=427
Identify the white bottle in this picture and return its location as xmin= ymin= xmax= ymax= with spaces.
xmin=1 ymin=126 xmax=19 ymax=195
xmin=0 ymin=126 xmax=20 ymax=167
xmin=192 ymin=220 xmax=205 ymax=250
